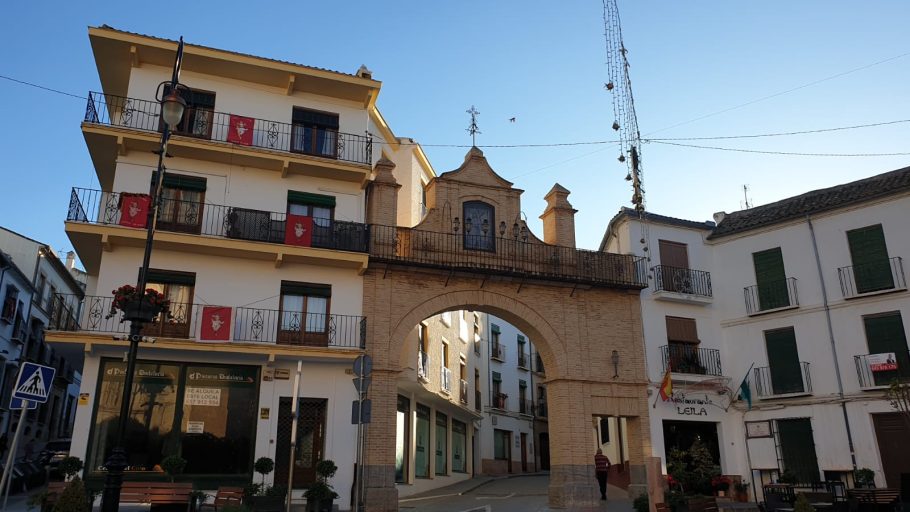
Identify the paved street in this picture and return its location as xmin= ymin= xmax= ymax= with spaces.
xmin=398 ymin=473 xmax=633 ymax=512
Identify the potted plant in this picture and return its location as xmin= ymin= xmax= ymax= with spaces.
xmin=733 ymin=481 xmax=750 ymax=502
xmin=52 ymin=476 xmax=91 ymax=512
xmin=304 ymin=460 xmax=339 ymax=512
xmin=712 ymin=475 xmax=732 ymax=497
xmin=854 ymin=468 xmax=875 ymax=489
xmin=160 ymin=454 xmax=187 ymax=482
xmin=778 ymin=470 xmax=798 ymax=485
xmin=107 ymin=284 xmax=171 ymax=322
xmin=59 ymin=456 xmax=84 ymax=481
xmin=243 ymin=457 xmax=286 ymax=512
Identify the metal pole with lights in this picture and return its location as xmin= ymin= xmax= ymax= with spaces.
xmin=100 ymin=37 xmax=187 ymax=512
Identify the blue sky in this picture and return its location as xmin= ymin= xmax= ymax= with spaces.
xmin=1 ymin=1 xmax=909 ymax=262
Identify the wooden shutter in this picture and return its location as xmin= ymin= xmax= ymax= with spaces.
xmin=666 ymin=316 xmax=699 ymax=343
xmin=659 ymin=240 xmax=689 ymax=269
xmin=753 ymin=248 xmax=789 ymax=310
xmin=847 ymin=225 xmax=893 ymax=293
xmin=765 ymin=327 xmax=803 ymax=394
xmin=864 ymin=312 xmax=909 ymax=385
xmin=777 ymin=418 xmax=820 ymax=484
xmin=872 ymin=413 xmax=910 ymax=487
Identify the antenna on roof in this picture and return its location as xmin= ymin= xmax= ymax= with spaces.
xmin=741 ymin=185 xmax=753 ymax=209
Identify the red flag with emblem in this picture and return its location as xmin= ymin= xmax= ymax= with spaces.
xmin=200 ymin=306 xmax=232 ymax=341
xmin=227 ymin=115 xmax=255 ymax=146
xmin=285 ymin=214 xmax=313 ymax=246
xmin=118 ymin=193 xmax=150 ymax=228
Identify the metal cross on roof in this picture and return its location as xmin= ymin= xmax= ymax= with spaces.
xmin=466 ymin=105 xmax=481 ymax=147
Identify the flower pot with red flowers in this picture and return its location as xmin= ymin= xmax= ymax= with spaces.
xmin=712 ymin=475 xmax=732 ymax=497
xmin=108 ymin=285 xmax=171 ymax=323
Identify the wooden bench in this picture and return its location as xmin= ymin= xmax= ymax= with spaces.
xmin=847 ymin=489 xmax=900 ymax=512
xmin=199 ymin=486 xmax=244 ymax=511
xmin=121 ymin=481 xmax=193 ymax=509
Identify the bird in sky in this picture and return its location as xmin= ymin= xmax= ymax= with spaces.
xmin=509 ymin=117 xmax=516 ymax=123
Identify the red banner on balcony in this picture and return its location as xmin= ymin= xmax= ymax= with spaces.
xmin=118 ymin=193 xmax=150 ymax=228
xmin=227 ymin=115 xmax=255 ymax=146
xmin=200 ymin=306 xmax=232 ymax=341
xmin=285 ymin=214 xmax=313 ymax=246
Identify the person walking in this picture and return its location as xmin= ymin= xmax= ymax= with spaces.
xmin=594 ymin=448 xmax=612 ymax=501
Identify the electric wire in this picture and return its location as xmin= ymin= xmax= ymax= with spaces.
xmin=648 ymin=140 xmax=910 ymax=157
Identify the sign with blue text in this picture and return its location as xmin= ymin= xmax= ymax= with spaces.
xmin=12 ymin=362 xmax=56 ymax=404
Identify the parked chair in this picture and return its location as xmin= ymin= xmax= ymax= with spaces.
xmin=199 ymin=486 xmax=244 ymax=512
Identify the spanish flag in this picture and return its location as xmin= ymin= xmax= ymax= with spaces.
xmin=658 ymin=366 xmax=673 ymax=401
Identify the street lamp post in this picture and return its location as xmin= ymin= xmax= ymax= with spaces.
xmin=100 ymin=36 xmax=186 ymax=512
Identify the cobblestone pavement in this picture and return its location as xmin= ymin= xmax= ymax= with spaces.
xmin=399 ymin=473 xmax=632 ymax=512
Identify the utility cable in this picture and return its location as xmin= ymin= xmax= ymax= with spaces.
xmin=648 ymin=140 xmax=910 ymax=157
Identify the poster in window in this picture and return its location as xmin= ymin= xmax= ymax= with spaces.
xmin=227 ymin=115 xmax=255 ymax=146
xmin=285 ymin=213 xmax=313 ymax=247
xmin=119 ymin=193 xmax=150 ymax=228
xmin=200 ymin=306 xmax=232 ymax=341
xmin=868 ymin=352 xmax=898 ymax=372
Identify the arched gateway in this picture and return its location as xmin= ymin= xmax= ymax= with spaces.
xmin=361 ymin=148 xmax=653 ymax=511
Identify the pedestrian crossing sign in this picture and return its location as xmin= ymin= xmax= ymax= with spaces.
xmin=12 ymin=362 xmax=56 ymax=404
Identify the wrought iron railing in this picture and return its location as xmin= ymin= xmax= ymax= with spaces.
xmin=660 ymin=345 xmax=723 ymax=376
xmin=475 ymin=389 xmax=482 ymax=411
xmin=417 ymin=351 xmax=430 ymax=382
xmin=652 ymin=265 xmax=712 ymax=297
xmin=744 ymin=277 xmax=799 ymax=315
xmin=493 ymin=392 xmax=508 ymax=410
xmin=441 ymin=367 xmax=452 ymax=393
xmin=84 ymin=91 xmax=373 ymax=166
xmin=517 ymin=352 xmax=529 ymax=369
xmin=519 ymin=399 xmax=533 ymax=415
xmin=535 ymin=400 xmax=548 ymax=418
xmin=48 ymin=294 xmax=195 ymax=338
xmin=368 ymin=225 xmax=647 ymax=288
xmin=460 ymin=379 xmax=469 ymax=404
xmin=491 ymin=342 xmax=505 ymax=361
xmin=533 ymin=352 xmax=545 ymax=374
xmin=838 ymin=257 xmax=906 ymax=298
xmin=854 ymin=351 xmax=910 ymax=389
xmin=67 ymin=187 xmax=370 ymax=253
xmin=754 ymin=362 xmax=812 ymax=397
xmin=232 ymin=307 xmax=365 ymax=348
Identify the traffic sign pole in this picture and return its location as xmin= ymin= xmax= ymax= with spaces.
xmin=0 ymin=401 xmax=30 ymax=512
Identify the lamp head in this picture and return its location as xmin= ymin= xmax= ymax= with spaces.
xmin=161 ymin=90 xmax=187 ymax=127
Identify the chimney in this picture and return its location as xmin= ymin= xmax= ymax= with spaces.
xmin=712 ymin=211 xmax=726 ymax=224
xmin=356 ymin=65 xmax=373 ymax=80
xmin=366 ymin=157 xmax=400 ymax=227
xmin=540 ymin=183 xmax=577 ymax=247
xmin=65 ymin=251 xmax=76 ymax=270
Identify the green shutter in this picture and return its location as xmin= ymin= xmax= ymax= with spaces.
xmin=864 ymin=313 xmax=909 ymax=385
xmin=287 ymin=191 xmax=336 ymax=208
xmin=492 ymin=371 xmax=501 ymax=382
xmin=847 ymin=225 xmax=893 ymax=293
xmin=491 ymin=324 xmax=501 ymax=334
xmin=280 ymin=281 xmax=331 ymax=297
xmin=517 ymin=334 xmax=525 ymax=344
xmin=777 ymin=418 xmax=820 ymax=484
xmin=753 ymin=248 xmax=789 ymax=310
xmin=162 ymin=174 xmax=207 ymax=192
xmin=519 ymin=379 xmax=527 ymax=388
xmin=765 ymin=327 xmax=804 ymax=394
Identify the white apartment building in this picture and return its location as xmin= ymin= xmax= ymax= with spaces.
xmin=47 ymin=26 xmax=432 ymax=507
xmin=603 ymin=166 xmax=910 ymax=496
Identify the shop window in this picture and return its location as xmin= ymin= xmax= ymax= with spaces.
xmin=452 ymin=420 xmax=467 ymax=473
xmin=291 ymin=107 xmax=339 ymax=158
xmin=415 ymin=404 xmax=430 ymax=478
xmin=435 ymin=412 xmax=447 ymax=475
xmin=158 ymin=174 xmax=206 ymax=234
xmin=279 ymin=281 xmax=331 ymax=346
xmin=494 ymin=429 xmax=510 ymax=460
xmin=395 ymin=395 xmax=410 ymax=483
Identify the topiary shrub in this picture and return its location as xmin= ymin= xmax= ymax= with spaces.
xmin=161 ymin=454 xmax=187 ymax=482
xmin=253 ymin=457 xmax=274 ymax=486
xmin=59 ymin=457 xmax=84 ymax=481
xmin=52 ymin=476 xmax=90 ymax=512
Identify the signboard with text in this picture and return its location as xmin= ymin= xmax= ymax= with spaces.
xmin=868 ymin=353 xmax=898 ymax=372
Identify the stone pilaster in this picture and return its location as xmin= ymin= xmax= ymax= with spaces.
xmin=546 ymin=379 xmax=599 ymax=509
xmin=361 ymin=369 xmax=400 ymax=512
xmin=367 ymin=157 xmax=401 ymax=227
xmin=540 ymin=183 xmax=577 ymax=247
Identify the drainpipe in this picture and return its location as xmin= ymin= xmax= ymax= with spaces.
xmin=806 ymin=214 xmax=857 ymax=470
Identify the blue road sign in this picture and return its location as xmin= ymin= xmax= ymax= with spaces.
xmin=9 ymin=397 xmax=37 ymax=410
xmin=12 ymin=362 xmax=56 ymax=404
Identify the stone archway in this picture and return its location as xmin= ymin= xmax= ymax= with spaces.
xmin=359 ymin=148 xmax=653 ymax=511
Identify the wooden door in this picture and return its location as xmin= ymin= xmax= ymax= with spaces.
xmin=872 ymin=413 xmax=910 ymax=487
xmin=520 ymin=433 xmax=528 ymax=472
xmin=274 ymin=397 xmax=328 ymax=489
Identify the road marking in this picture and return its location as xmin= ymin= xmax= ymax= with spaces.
xmin=476 ymin=493 xmax=515 ymax=500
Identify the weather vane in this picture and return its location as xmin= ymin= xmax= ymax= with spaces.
xmin=466 ymin=105 xmax=481 ymax=147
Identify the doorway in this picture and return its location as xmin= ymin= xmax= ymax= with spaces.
xmin=539 ymin=432 xmax=550 ymax=470
xmin=275 ymin=397 xmax=327 ymax=488
xmin=662 ymin=420 xmax=721 ymax=465
xmin=873 ymin=413 xmax=910 ymax=487
xmin=520 ymin=433 xmax=528 ymax=472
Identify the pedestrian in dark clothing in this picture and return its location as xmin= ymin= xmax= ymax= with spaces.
xmin=595 ymin=448 xmax=611 ymax=500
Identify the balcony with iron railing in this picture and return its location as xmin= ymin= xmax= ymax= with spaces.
xmin=417 ymin=351 xmax=430 ymax=382
xmin=441 ymin=367 xmax=452 ymax=394
xmin=519 ymin=399 xmax=533 ymax=415
xmin=838 ymin=257 xmax=906 ymax=299
xmin=517 ymin=352 xmax=529 ymax=370
xmin=83 ymin=91 xmax=373 ymax=169
xmin=67 ymin=187 xmax=369 ymax=256
xmin=854 ymin=351 xmax=910 ymax=389
xmin=460 ymin=379 xmax=469 ymax=404
xmin=535 ymin=400 xmax=548 ymax=418
xmin=493 ymin=392 xmax=508 ymax=410
xmin=491 ymin=342 xmax=506 ymax=362
xmin=47 ymin=294 xmax=366 ymax=349
xmin=753 ymin=362 xmax=812 ymax=398
xmin=744 ymin=277 xmax=799 ymax=316
xmin=475 ymin=389 xmax=482 ymax=411
xmin=368 ymin=225 xmax=648 ymax=289
xmin=652 ymin=265 xmax=713 ymax=304
xmin=660 ymin=345 xmax=723 ymax=377
xmin=533 ymin=352 xmax=546 ymax=374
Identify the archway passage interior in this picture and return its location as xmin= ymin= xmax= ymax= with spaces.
xmin=357 ymin=148 xmax=652 ymax=511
